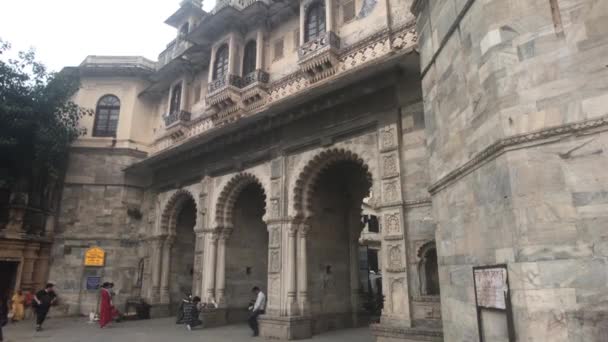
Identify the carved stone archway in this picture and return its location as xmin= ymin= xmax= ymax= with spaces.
xmin=160 ymin=189 xmax=197 ymax=235
xmin=292 ymin=148 xmax=374 ymax=220
xmin=215 ymin=172 xmax=268 ymax=229
xmin=211 ymin=172 xmax=270 ymax=308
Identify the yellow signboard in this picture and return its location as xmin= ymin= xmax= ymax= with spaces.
xmin=84 ymin=247 xmax=105 ymax=267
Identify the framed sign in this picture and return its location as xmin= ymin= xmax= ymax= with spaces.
xmin=472 ymin=264 xmax=515 ymax=342
xmin=86 ymin=276 xmax=101 ymax=290
xmin=84 ymin=246 xmax=105 ymax=267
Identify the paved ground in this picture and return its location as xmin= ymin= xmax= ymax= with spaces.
xmin=2 ymin=317 xmax=374 ymax=342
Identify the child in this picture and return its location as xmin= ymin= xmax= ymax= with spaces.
xmin=183 ymin=296 xmax=202 ymax=331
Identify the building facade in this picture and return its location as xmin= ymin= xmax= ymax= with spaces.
xmin=41 ymin=0 xmax=608 ymax=341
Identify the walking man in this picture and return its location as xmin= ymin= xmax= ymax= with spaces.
xmin=248 ymin=286 xmax=266 ymax=337
xmin=33 ymin=283 xmax=57 ymax=331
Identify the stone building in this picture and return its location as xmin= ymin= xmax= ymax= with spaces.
xmin=44 ymin=0 xmax=607 ymax=341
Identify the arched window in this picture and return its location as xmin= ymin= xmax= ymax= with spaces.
xmin=213 ymin=44 xmax=229 ymax=80
xmin=305 ymin=2 xmax=326 ymax=42
xmin=93 ymin=95 xmax=120 ymax=137
xmin=242 ymin=40 xmax=257 ymax=76
xmin=418 ymin=242 xmax=440 ymax=296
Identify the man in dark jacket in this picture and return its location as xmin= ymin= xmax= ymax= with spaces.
xmin=33 ymin=283 xmax=57 ymax=331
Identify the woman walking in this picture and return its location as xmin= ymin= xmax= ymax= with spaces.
xmin=99 ymin=283 xmax=113 ymax=328
xmin=10 ymin=290 xmax=25 ymax=322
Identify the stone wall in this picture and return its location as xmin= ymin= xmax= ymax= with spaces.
xmin=49 ymin=148 xmax=147 ymax=316
xmin=414 ymin=0 xmax=608 ymax=340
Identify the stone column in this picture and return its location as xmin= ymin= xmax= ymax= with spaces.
xmin=348 ymin=210 xmax=362 ymax=325
xmin=160 ymin=236 xmax=174 ymax=304
xmin=228 ymin=33 xmax=238 ymax=75
xmin=286 ymin=223 xmax=298 ymax=315
xmin=256 ymin=29 xmax=264 ymax=70
xmin=21 ymin=244 xmax=40 ymax=291
xmin=325 ymin=0 xmax=334 ymax=32
xmin=194 ymin=231 xmax=205 ymax=297
xmin=208 ymin=47 xmax=217 ymax=83
xmin=215 ymin=228 xmax=230 ymax=306
xmin=376 ymin=123 xmax=412 ymax=327
xmin=205 ymin=231 xmax=219 ymax=302
xmin=33 ymin=245 xmax=51 ymax=290
xmin=150 ymin=238 xmax=163 ymax=303
xmin=297 ymin=223 xmax=310 ymax=315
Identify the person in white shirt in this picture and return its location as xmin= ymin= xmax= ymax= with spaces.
xmin=248 ymin=286 xmax=266 ymax=337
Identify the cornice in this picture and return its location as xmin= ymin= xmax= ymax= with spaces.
xmin=428 ymin=115 xmax=608 ymax=195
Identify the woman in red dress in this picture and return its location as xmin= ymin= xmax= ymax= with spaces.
xmin=99 ymin=283 xmax=113 ymax=328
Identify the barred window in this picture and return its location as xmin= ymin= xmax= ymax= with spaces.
xmin=93 ymin=95 xmax=120 ymax=137
xmin=305 ymin=2 xmax=326 ymax=42
xmin=169 ymin=83 xmax=182 ymax=115
xmin=243 ymin=40 xmax=257 ymax=75
xmin=213 ymin=44 xmax=229 ymax=80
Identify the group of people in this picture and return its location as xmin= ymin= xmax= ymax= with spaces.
xmin=0 ymin=283 xmax=57 ymax=342
xmin=0 ymin=283 xmax=266 ymax=341
xmin=173 ymin=286 xmax=266 ymax=337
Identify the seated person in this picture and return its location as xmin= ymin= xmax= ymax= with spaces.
xmin=183 ymin=296 xmax=202 ymax=331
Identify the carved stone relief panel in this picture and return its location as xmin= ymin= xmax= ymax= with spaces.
xmin=269 ymin=226 xmax=281 ymax=248
xmin=382 ymin=179 xmax=401 ymax=203
xmin=379 ymin=125 xmax=398 ymax=151
xmin=388 ymin=245 xmax=403 ymax=270
xmin=382 ymin=152 xmax=400 ymax=179
xmin=270 ymin=199 xmax=280 ymax=218
xmin=269 ymin=249 xmax=281 ymax=273
xmin=383 ymin=212 xmax=402 ymax=236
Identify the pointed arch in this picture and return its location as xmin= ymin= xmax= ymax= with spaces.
xmin=160 ymin=189 xmax=197 ymax=235
xmin=292 ymin=148 xmax=373 ymax=219
xmin=215 ymin=173 xmax=268 ymax=228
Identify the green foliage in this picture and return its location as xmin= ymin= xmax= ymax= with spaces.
xmin=0 ymin=38 xmax=93 ymax=185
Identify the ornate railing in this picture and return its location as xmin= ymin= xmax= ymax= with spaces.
xmin=208 ymin=74 xmax=242 ymax=93
xmin=163 ymin=110 xmax=192 ymax=127
xmin=241 ymin=70 xmax=270 ymax=88
xmin=298 ymin=31 xmax=341 ymax=60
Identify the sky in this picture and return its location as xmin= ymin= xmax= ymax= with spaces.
xmin=0 ymin=0 xmax=216 ymax=72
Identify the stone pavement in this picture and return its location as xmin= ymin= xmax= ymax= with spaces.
xmin=2 ymin=317 xmax=374 ymax=342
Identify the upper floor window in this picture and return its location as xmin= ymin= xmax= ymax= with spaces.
xmin=213 ymin=44 xmax=229 ymax=80
xmin=242 ymin=40 xmax=257 ymax=75
xmin=179 ymin=23 xmax=190 ymax=37
xmin=93 ymin=95 xmax=120 ymax=137
xmin=305 ymin=1 xmax=326 ymax=42
xmin=169 ymin=83 xmax=182 ymax=114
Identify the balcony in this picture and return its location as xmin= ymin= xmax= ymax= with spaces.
xmin=298 ymin=31 xmax=341 ymax=83
xmin=163 ymin=110 xmax=192 ymax=140
xmin=206 ymin=74 xmax=243 ymax=125
xmin=241 ymin=69 xmax=270 ymax=111
xmin=158 ymin=37 xmax=192 ymax=69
